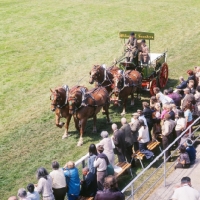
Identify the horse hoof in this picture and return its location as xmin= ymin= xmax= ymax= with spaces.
xmin=59 ymin=122 xmax=65 ymax=127
xmin=131 ymin=102 xmax=134 ymax=106
xmin=62 ymin=134 xmax=71 ymax=139
xmin=77 ymin=141 xmax=83 ymax=146
xmin=121 ymin=112 xmax=126 ymax=116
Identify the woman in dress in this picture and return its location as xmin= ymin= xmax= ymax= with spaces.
xmin=35 ymin=167 xmax=54 ymax=200
xmin=97 ymin=131 xmax=115 ymax=166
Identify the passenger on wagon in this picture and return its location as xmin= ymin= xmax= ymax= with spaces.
xmin=138 ymin=39 xmax=150 ymax=64
xmin=125 ymin=32 xmax=137 ymax=62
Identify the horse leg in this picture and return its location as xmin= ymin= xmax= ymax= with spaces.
xmin=77 ymin=118 xmax=87 ymax=146
xmin=131 ymin=93 xmax=134 ymax=105
xmin=121 ymin=98 xmax=127 ymax=116
xmin=55 ymin=112 xmax=64 ymax=128
xmin=103 ymin=104 xmax=111 ymax=123
xmin=92 ymin=115 xmax=97 ymax=133
xmin=74 ymin=117 xmax=80 ymax=131
xmin=62 ymin=114 xmax=72 ymax=139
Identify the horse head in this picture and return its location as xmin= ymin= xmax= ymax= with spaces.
xmin=50 ymin=87 xmax=66 ymax=112
xmin=112 ymin=71 xmax=124 ymax=95
xmin=89 ymin=65 xmax=104 ymax=84
xmin=68 ymin=87 xmax=82 ymax=114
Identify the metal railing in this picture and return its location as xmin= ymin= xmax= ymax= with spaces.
xmin=121 ymin=116 xmax=200 ymax=200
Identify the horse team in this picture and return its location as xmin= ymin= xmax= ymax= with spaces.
xmin=50 ymin=65 xmax=142 ymax=146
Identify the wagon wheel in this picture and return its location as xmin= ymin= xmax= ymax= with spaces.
xmin=150 ymin=79 xmax=157 ymax=96
xmin=158 ymin=63 xmax=168 ymax=88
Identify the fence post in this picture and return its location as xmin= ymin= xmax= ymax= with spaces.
xmin=131 ymin=183 xmax=134 ymax=200
xmin=164 ymin=153 xmax=166 ymax=187
xmin=82 ymin=160 xmax=85 ymax=180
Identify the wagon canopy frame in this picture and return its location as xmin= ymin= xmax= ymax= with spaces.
xmin=119 ymin=31 xmax=154 ymax=53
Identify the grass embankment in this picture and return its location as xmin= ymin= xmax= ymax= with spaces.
xmin=1 ymin=0 xmax=200 ymax=199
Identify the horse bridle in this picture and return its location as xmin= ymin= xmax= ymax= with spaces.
xmin=90 ymin=65 xmax=113 ymax=87
xmin=50 ymin=92 xmax=67 ymax=110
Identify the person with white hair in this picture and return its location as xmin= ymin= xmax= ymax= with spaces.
xmin=17 ymin=188 xmax=30 ymax=200
xmin=8 ymin=197 xmax=18 ymax=200
xmin=111 ymin=123 xmax=126 ymax=162
xmin=63 ymin=161 xmax=80 ymax=200
xmin=97 ymin=131 xmax=115 ymax=166
xmin=176 ymin=76 xmax=187 ymax=90
xmin=120 ymin=118 xmax=134 ymax=166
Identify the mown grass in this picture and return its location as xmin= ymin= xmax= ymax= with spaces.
xmin=1 ymin=0 xmax=200 ymax=199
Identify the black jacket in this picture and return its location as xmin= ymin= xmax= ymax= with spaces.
xmin=80 ymin=172 xmax=97 ymax=197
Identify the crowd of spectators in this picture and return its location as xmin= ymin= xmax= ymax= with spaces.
xmin=8 ymin=68 xmax=200 ymax=200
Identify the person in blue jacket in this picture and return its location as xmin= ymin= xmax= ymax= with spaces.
xmin=63 ymin=161 xmax=80 ymax=200
xmin=185 ymin=139 xmax=196 ymax=165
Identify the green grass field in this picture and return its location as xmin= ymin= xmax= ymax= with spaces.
xmin=1 ymin=0 xmax=200 ymax=199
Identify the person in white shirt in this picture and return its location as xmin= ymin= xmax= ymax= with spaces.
xmin=171 ymin=176 xmax=200 ymax=200
xmin=93 ymin=145 xmax=109 ymax=191
xmin=138 ymin=119 xmax=154 ymax=160
xmin=175 ymin=111 xmax=186 ymax=145
xmin=49 ymin=161 xmax=66 ymax=200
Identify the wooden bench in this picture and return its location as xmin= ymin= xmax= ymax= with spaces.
xmin=132 ymin=140 xmax=162 ymax=168
xmin=114 ymin=162 xmax=133 ymax=178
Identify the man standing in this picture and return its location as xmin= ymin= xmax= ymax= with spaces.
xmin=129 ymin=113 xmax=140 ymax=152
xmin=161 ymin=114 xmax=176 ymax=161
xmin=63 ymin=161 xmax=80 ymax=200
xmin=125 ymin=32 xmax=137 ymax=62
xmin=111 ymin=124 xmax=126 ymax=162
xmin=80 ymin=167 xmax=97 ymax=198
xmin=171 ymin=177 xmax=200 ymax=200
xmin=181 ymin=88 xmax=195 ymax=109
xmin=120 ymin=118 xmax=134 ymax=164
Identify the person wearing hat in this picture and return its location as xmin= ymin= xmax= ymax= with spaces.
xmin=97 ymin=131 xmax=115 ymax=167
xmin=63 ymin=161 xmax=80 ymax=200
xmin=94 ymin=145 xmax=109 ymax=191
xmin=184 ymin=139 xmax=196 ymax=165
xmin=129 ymin=113 xmax=140 ymax=152
xmin=17 ymin=188 xmax=30 ymax=200
xmin=138 ymin=39 xmax=150 ymax=65
xmin=125 ymin=32 xmax=138 ymax=62
xmin=111 ymin=124 xmax=126 ymax=163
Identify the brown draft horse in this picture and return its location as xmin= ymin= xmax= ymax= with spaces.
xmin=111 ymin=70 xmax=142 ymax=115
xmin=68 ymin=86 xmax=110 ymax=146
xmin=50 ymin=85 xmax=87 ymax=139
xmin=89 ymin=65 xmax=120 ymax=94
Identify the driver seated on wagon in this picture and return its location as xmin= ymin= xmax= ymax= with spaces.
xmin=138 ymin=39 xmax=150 ymax=65
xmin=125 ymin=32 xmax=137 ymax=62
